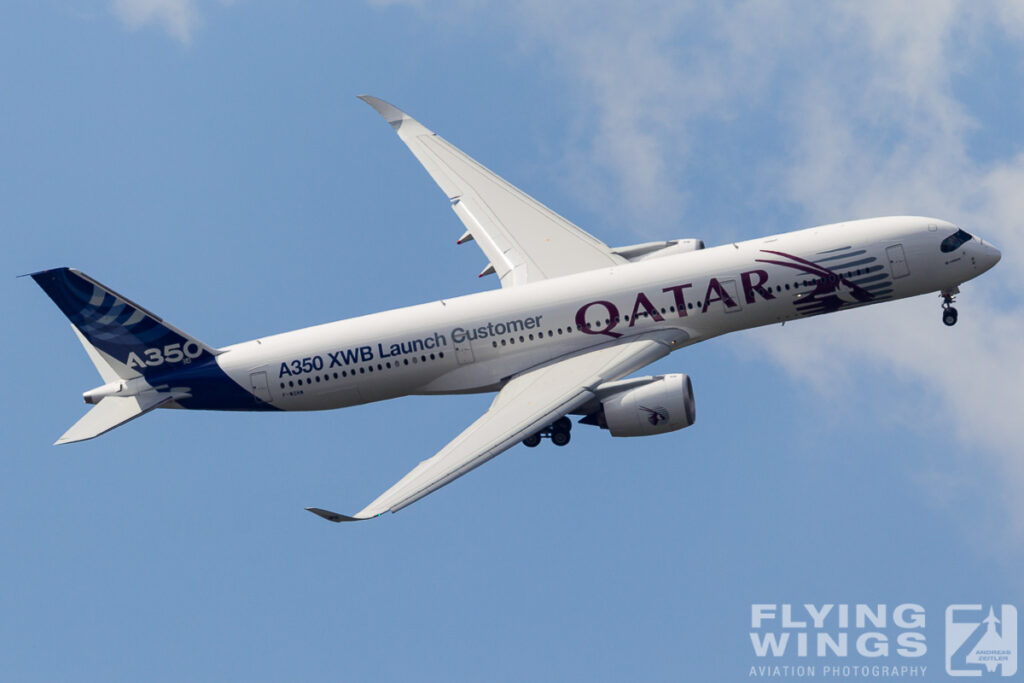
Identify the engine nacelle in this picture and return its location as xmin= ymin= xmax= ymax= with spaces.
xmin=596 ymin=373 xmax=696 ymax=437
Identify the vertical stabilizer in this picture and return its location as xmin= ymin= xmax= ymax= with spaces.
xmin=70 ymin=324 xmax=135 ymax=382
xmin=30 ymin=267 xmax=219 ymax=381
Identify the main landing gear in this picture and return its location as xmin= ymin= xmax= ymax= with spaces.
xmin=941 ymin=288 xmax=959 ymax=327
xmin=522 ymin=416 xmax=572 ymax=448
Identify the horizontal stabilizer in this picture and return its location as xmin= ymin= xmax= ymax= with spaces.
xmin=56 ymin=392 xmax=178 ymax=445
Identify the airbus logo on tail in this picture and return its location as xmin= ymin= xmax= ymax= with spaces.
xmin=125 ymin=341 xmax=204 ymax=369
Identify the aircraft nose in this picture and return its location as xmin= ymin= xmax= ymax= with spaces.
xmin=984 ymin=241 xmax=1001 ymax=269
xmin=977 ymin=239 xmax=1001 ymax=272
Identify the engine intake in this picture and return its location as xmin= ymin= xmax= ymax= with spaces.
xmin=586 ymin=373 xmax=696 ymax=437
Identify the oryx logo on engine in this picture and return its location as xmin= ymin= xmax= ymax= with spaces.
xmin=640 ymin=405 xmax=668 ymax=426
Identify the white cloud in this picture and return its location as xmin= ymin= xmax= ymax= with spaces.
xmin=358 ymin=0 xmax=1023 ymax=536
xmin=749 ymin=2 xmax=1024 ymax=535
xmin=481 ymin=1 xmax=1024 ymax=535
xmin=110 ymin=0 xmax=232 ymax=44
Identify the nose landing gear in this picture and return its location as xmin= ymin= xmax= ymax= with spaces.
xmin=941 ymin=288 xmax=959 ymax=326
xmin=522 ymin=416 xmax=572 ymax=448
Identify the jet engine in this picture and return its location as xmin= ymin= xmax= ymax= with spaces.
xmin=583 ymin=373 xmax=696 ymax=437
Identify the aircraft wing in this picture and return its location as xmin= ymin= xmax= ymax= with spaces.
xmin=360 ymin=95 xmax=626 ymax=287
xmin=307 ymin=329 xmax=687 ymax=521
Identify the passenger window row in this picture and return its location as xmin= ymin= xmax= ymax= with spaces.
xmin=279 ymin=351 xmax=446 ymax=389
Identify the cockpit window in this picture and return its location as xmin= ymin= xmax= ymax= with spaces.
xmin=940 ymin=228 xmax=974 ymax=253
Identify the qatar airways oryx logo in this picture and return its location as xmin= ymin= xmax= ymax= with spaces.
xmin=946 ymin=605 xmax=1017 ymax=677
xmin=639 ymin=405 xmax=668 ymax=426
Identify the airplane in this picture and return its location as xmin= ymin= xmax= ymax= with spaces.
xmin=29 ymin=95 xmax=1002 ymax=522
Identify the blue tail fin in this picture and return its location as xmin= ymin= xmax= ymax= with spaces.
xmin=31 ymin=268 xmax=219 ymax=379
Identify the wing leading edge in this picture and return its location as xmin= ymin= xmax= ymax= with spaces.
xmin=307 ymin=329 xmax=688 ymax=522
xmin=359 ymin=95 xmax=626 ymax=287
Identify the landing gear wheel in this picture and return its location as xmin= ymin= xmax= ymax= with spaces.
xmin=551 ymin=430 xmax=571 ymax=447
xmin=523 ymin=433 xmax=541 ymax=448
xmin=940 ymin=288 xmax=959 ymax=327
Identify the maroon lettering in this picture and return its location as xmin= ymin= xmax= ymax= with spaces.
xmin=662 ymin=283 xmax=693 ymax=317
xmin=628 ymin=292 xmax=665 ymax=327
xmin=702 ymin=278 xmax=737 ymax=313
xmin=740 ymin=269 xmax=775 ymax=304
xmin=575 ymin=300 xmax=622 ymax=338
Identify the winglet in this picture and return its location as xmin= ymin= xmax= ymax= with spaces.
xmin=358 ymin=95 xmax=411 ymax=129
xmin=305 ymin=507 xmax=368 ymax=523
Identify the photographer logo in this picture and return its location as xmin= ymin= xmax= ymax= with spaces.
xmin=945 ymin=605 xmax=1017 ymax=677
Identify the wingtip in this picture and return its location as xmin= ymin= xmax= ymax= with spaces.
xmin=305 ymin=507 xmax=366 ymax=523
xmin=357 ymin=95 xmax=408 ymax=127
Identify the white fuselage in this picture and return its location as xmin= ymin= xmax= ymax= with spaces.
xmin=214 ymin=216 xmax=999 ymax=412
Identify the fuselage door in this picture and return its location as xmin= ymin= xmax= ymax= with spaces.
xmin=249 ymin=370 xmax=273 ymax=403
xmin=886 ymin=244 xmax=910 ymax=279
xmin=454 ymin=339 xmax=475 ymax=365
xmin=720 ymin=278 xmax=743 ymax=313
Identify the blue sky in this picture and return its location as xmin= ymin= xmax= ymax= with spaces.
xmin=2 ymin=2 xmax=1022 ymax=681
